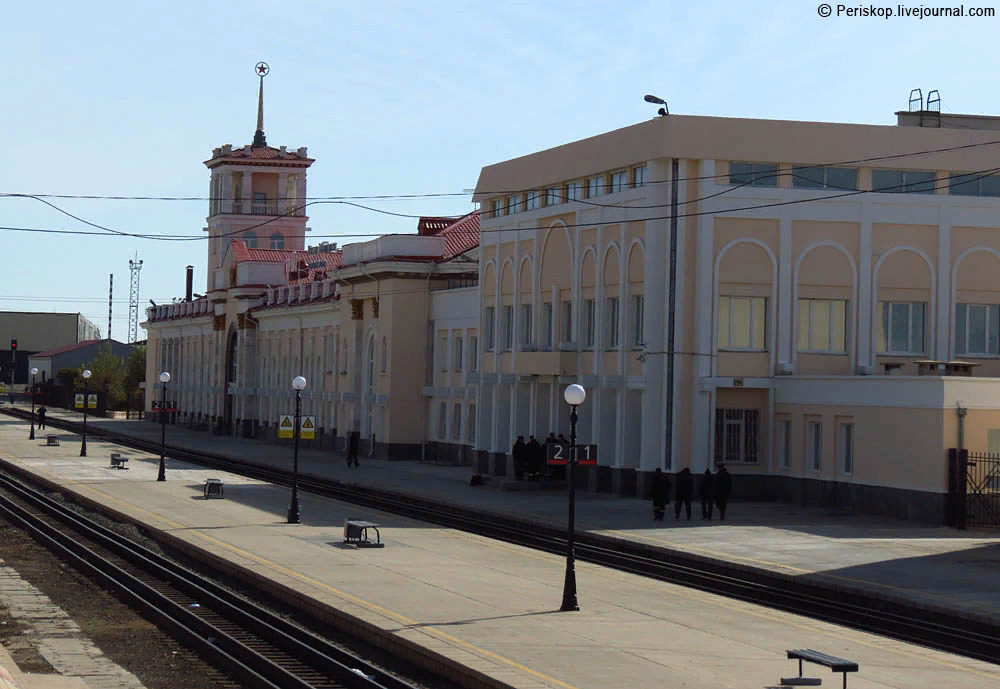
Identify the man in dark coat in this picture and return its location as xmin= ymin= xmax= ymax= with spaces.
xmin=526 ymin=435 xmax=543 ymax=479
xmin=546 ymin=432 xmax=557 ymax=445
xmin=715 ymin=464 xmax=733 ymax=520
xmin=512 ymin=436 xmax=527 ymax=480
xmin=649 ymin=468 xmax=670 ymax=521
xmin=674 ymin=467 xmax=693 ymax=520
xmin=347 ymin=430 xmax=360 ymax=467
xmin=557 ymin=433 xmax=568 ymax=443
xmin=699 ymin=468 xmax=715 ymax=520
xmin=37 ymin=406 xmax=47 ymax=430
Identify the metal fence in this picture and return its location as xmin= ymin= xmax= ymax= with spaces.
xmin=948 ymin=449 xmax=1000 ymax=529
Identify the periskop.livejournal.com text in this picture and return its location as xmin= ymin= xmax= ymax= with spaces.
xmin=817 ymin=4 xmax=995 ymax=18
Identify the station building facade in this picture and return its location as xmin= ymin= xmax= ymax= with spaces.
xmin=471 ymin=108 xmax=1000 ymax=519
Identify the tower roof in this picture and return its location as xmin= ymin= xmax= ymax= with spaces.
xmin=253 ymin=61 xmax=268 ymax=147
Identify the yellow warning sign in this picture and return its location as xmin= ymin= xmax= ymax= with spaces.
xmin=278 ymin=415 xmax=294 ymax=439
xmin=75 ymin=393 xmax=84 ymax=409
xmin=301 ymin=416 xmax=315 ymax=440
xmin=88 ymin=394 xmax=97 ymax=409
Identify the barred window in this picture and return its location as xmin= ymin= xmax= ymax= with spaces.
xmin=714 ymin=408 xmax=760 ymax=464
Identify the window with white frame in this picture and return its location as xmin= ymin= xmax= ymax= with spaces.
xmin=244 ymin=231 xmax=258 ymax=248
xmin=525 ymin=191 xmax=540 ymax=211
xmin=438 ymin=402 xmax=447 ymax=439
xmin=872 ymin=169 xmax=936 ymax=194
xmin=439 ymin=334 xmax=448 ymax=371
xmin=877 ymin=301 xmax=925 ymax=355
xmin=561 ymin=301 xmax=573 ymax=344
xmin=714 ymin=409 xmax=760 ymax=463
xmin=791 ymin=166 xmax=859 ymax=191
xmin=606 ymin=297 xmax=620 ymax=348
xmin=468 ymin=404 xmax=477 ymax=442
xmin=797 ymin=299 xmax=847 ymax=353
xmin=520 ymin=304 xmax=532 ymax=345
xmin=778 ymin=419 xmax=791 ymax=468
xmin=507 ymin=195 xmax=521 ymax=214
xmin=491 ymin=199 xmax=504 ymax=218
xmin=269 ymin=232 xmax=284 ymax=249
xmin=542 ymin=303 xmax=553 ymax=348
xmin=470 ymin=335 xmax=478 ymax=371
xmin=567 ymin=182 xmax=582 ymax=201
xmin=545 ymin=187 xmax=562 ymax=206
xmin=631 ymin=295 xmax=645 ymax=347
xmin=452 ymin=403 xmax=462 ymax=441
xmin=587 ymin=176 xmax=604 ymax=198
xmin=584 ymin=299 xmax=596 ymax=348
xmin=633 ymin=165 xmax=648 ymax=188
xmin=717 ymin=296 xmax=767 ymax=350
xmin=955 ymin=304 xmax=1000 ymax=356
xmin=610 ymin=170 xmax=628 ymax=193
xmin=454 ymin=336 xmax=463 ymax=371
xmin=839 ymin=421 xmax=854 ymax=475
xmin=807 ymin=420 xmax=822 ymax=471
xmin=729 ymin=162 xmax=778 ymax=187
xmin=503 ymin=305 xmax=514 ymax=350
xmin=949 ymin=172 xmax=1000 ymax=197
xmin=484 ymin=307 xmax=495 ymax=351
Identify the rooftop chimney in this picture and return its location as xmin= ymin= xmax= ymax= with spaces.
xmin=185 ymin=265 xmax=194 ymax=302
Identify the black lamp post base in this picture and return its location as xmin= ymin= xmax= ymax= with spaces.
xmin=29 ymin=427 xmax=35 ymax=440
xmin=287 ymin=501 xmax=301 ymax=524
xmin=157 ymin=462 xmax=166 ymax=482
xmin=560 ymin=559 xmax=579 ymax=611
xmin=80 ymin=441 xmax=87 ymax=457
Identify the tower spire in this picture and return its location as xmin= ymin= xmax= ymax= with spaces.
xmin=253 ymin=62 xmax=269 ymax=148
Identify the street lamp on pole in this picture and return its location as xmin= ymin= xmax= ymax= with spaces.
xmin=288 ymin=375 xmax=307 ymax=524
xmin=157 ymin=371 xmax=170 ymax=481
xmin=29 ymin=367 xmax=38 ymax=440
xmin=80 ymin=369 xmax=92 ymax=457
xmin=560 ymin=383 xmax=587 ymax=612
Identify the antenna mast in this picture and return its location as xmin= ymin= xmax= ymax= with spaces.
xmin=108 ymin=274 xmax=113 ymax=341
xmin=128 ymin=254 xmax=143 ymax=343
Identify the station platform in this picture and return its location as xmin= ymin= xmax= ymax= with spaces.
xmin=0 ymin=646 xmax=87 ymax=689
xmin=0 ymin=414 xmax=998 ymax=688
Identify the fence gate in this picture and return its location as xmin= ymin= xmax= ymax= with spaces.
xmin=948 ymin=449 xmax=1000 ymax=529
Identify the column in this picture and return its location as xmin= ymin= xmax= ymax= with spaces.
xmin=857 ymin=199 xmax=873 ymax=369
xmin=241 ymin=172 xmax=253 ymax=211
xmin=778 ymin=216 xmax=793 ymax=365
xmin=278 ymin=172 xmax=288 ymax=215
xmin=691 ymin=160 xmax=716 ymax=472
xmin=936 ymin=215 xmax=952 ymax=361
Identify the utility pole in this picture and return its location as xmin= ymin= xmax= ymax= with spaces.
xmin=108 ymin=274 xmax=113 ymax=341
xmin=128 ymin=254 xmax=143 ymax=343
xmin=665 ymin=158 xmax=679 ymax=471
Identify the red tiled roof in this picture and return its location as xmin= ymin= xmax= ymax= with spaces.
xmin=436 ymin=211 xmax=480 ymax=260
xmin=230 ymin=240 xmax=299 ymax=264
xmin=205 ymin=145 xmax=313 ymax=166
xmin=31 ymin=339 xmax=101 ymax=358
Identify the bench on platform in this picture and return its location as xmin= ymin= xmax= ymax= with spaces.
xmin=203 ymin=478 xmax=224 ymax=499
xmin=783 ymin=649 xmax=859 ymax=688
xmin=343 ymin=518 xmax=384 ymax=548
xmin=46 ymin=435 xmax=59 ymax=446
xmin=109 ymin=453 xmax=129 ymax=470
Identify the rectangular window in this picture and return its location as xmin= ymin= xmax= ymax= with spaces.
xmin=729 ymin=162 xmax=778 ymax=187
xmin=438 ymin=402 xmax=447 ymax=440
xmin=542 ymin=303 xmax=553 ymax=348
xmin=545 ymin=187 xmax=562 ymax=206
xmin=567 ymin=182 xmax=583 ymax=201
xmin=507 ymin=195 xmax=521 ymax=214
xmin=606 ymin=297 xmax=620 ymax=348
xmin=439 ymin=334 xmax=448 ymax=371
xmin=484 ymin=307 xmax=495 ymax=351
xmin=797 ymin=299 xmax=847 ymax=353
xmin=949 ymin=172 xmax=1000 ymax=197
xmin=452 ymin=403 xmax=462 ymax=441
xmin=631 ymin=294 xmax=645 ymax=347
xmin=714 ymin=409 xmax=760 ymax=463
xmin=587 ymin=176 xmax=604 ymax=198
xmin=584 ymin=299 xmax=596 ymax=348
xmin=520 ymin=304 xmax=533 ymax=345
xmin=633 ymin=165 xmax=648 ymax=188
xmin=525 ymin=190 xmax=540 ymax=211
xmin=610 ymin=171 xmax=628 ymax=193
xmin=469 ymin=336 xmax=478 ymax=371
xmin=491 ymin=199 xmax=504 ymax=218
xmin=717 ymin=296 xmax=767 ymax=350
xmin=955 ymin=304 xmax=1000 ymax=356
xmin=872 ymin=169 xmax=936 ymax=194
xmin=778 ymin=419 xmax=791 ymax=468
xmin=454 ymin=336 xmax=463 ymax=371
xmin=503 ymin=305 xmax=514 ymax=350
xmin=839 ymin=422 xmax=854 ymax=475
xmin=468 ymin=404 xmax=477 ymax=442
xmin=877 ymin=301 xmax=925 ymax=355
xmin=561 ymin=301 xmax=573 ymax=344
xmin=807 ymin=420 xmax=822 ymax=471
xmin=791 ymin=166 xmax=858 ymax=191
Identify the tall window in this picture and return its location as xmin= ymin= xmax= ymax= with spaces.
xmin=633 ymin=165 xmax=648 ymax=188
xmin=269 ymin=232 xmax=284 ymax=249
xmin=877 ymin=301 xmax=925 ymax=355
xmin=839 ymin=422 xmax=854 ymax=475
xmin=791 ymin=166 xmax=858 ymax=190
xmin=714 ymin=409 xmax=760 ymax=463
xmin=469 ymin=335 xmax=478 ymax=371
xmin=438 ymin=402 xmax=447 ymax=439
xmin=717 ymin=296 xmax=767 ymax=350
xmin=439 ymin=334 xmax=448 ymax=371
xmin=950 ymin=172 xmax=1000 ymax=197
xmin=567 ymin=182 xmax=583 ymax=201
xmin=955 ymin=304 xmax=1000 ymax=356
xmin=452 ymin=403 xmax=462 ymax=441
xmin=610 ymin=171 xmax=628 ymax=193
xmin=797 ymin=299 xmax=847 ymax=353
xmin=525 ymin=191 xmax=540 ymax=210
xmin=542 ymin=303 xmax=553 ymax=348
xmin=520 ymin=304 xmax=532 ymax=345
xmin=381 ymin=337 xmax=388 ymax=372
xmin=561 ymin=301 xmax=573 ymax=344
xmin=584 ymin=299 xmax=596 ymax=348
xmin=491 ymin=199 xmax=504 ymax=218
xmin=807 ymin=420 xmax=822 ymax=471
xmin=507 ymin=195 xmax=521 ymax=214
xmin=631 ymin=295 xmax=645 ymax=347
xmin=606 ymin=297 xmax=620 ymax=348
xmin=872 ymin=169 xmax=936 ymax=194
xmin=587 ymin=176 xmax=604 ymax=198
xmin=545 ymin=187 xmax=562 ymax=206
xmin=243 ymin=231 xmax=258 ymax=248
xmin=729 ymin=162 xmax=778 ymax=187
xmin=467 ymin=404 xmax=477 ymax=442
xmin=454 ymin=336 xmax=463 ymax=371
xmin=778 ymin=419 xmax=791 ymax=468
xmin=484 ymin=307 xmax=495 ymax=351
xmin=503 ymin=305 xmax=514 ymax=350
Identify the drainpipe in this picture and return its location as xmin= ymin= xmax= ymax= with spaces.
xmin=423 ymin=263 xmax=438 ymax=462
xmin=957 ymin=401 xmax=967 ymax=451
xmin=245 ymin=308 xmax=262 ymax=436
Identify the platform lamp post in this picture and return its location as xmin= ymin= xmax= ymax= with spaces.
xmin=157 ymin=371 xmax=170 ymax=481
xmin=29 ymin=367 xmax=38 ymax=440
xmin=79 ymin=369 xmax=92 ymax=457
xmin=288 ymin=375 xmax=307 ymax=524
xmin=560 ymin=383 xmax=587 ymax=612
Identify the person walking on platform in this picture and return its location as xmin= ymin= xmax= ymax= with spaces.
xmin=512 ymin=436 xmax=527 ymax=480
xmin=715 ymin=464 xmax=732 ymax=520
xmin=37 ymin=406 xmax=47 ymax=430
xmin=674 ymin=467 xmax=693 ymax=520
xmin=649 ymin=468 xmax=670 ymax=521
xmin=527 ymin=435 xmax=543 ymax=479
xmin=699 ymin=467 xmax=715 ymax=520
xmin=347 ymin=430 xmax=360 ymax=467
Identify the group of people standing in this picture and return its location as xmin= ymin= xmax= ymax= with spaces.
xmin=511 ymin=433 xmax=568 ymax=480
xmin=648 ymin=465 xmax=732 ymax=522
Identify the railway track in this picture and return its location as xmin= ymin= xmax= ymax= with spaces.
xmin=0 ymin=466 xmax=424 ymax=689
xmin=4 ymin=406 xmax=1000 ymax=667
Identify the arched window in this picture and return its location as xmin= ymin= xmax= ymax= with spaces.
xmin=270 ymin=233 xmax=284 ymax=250
xmin=380 ymin=337 xmax=388 ymax=372
xmin=243 ymin=231 xmax=258 ymax=248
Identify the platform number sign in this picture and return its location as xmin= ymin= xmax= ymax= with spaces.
xmin=278 ymin=415 xmax=294 ymax=439
xmin=151 ymin=401 xmax=178 ymax=412
xmin=300 ymin=416 xmax=316 ymax=440
xmin=546 ymin=443 xmax=598 ymax=466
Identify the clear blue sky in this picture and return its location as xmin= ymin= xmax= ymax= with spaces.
xmin=2 ymin=0 xmax=997 ymax=341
